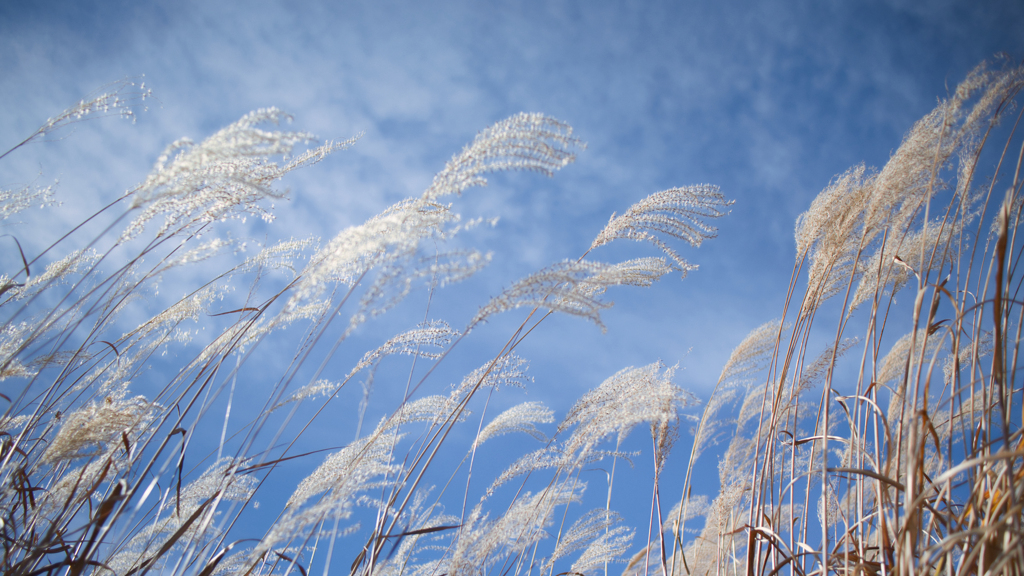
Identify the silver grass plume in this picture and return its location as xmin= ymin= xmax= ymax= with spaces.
xmin=125 ymin=108 xmax=355 ymax=240
xmin=369 ymin=498 xmax=460 ymax=576
xmin=795 ymin=60 xmax=1024 ymax=315
xmin=849 ymin=217 xmax=968 ymax=311
xmin=158 ymin=291 xmax=326 ymax=373
xmin=376 ymin=394 xmax=465 ymax=432
xmin=663 ymin=494 xmax=709 ymax=535
xmin=0 ymin=320 xmax=44 ymax=380
xmin=663 ymin=494 xmax=712 ymax=576
xmin=544 ymin=509 xmax=629 ymax=573
xmin=485 ymin=445 xmax=569 ymax=497
xmin=292 ymin=199 xmax=459 ymax=304
xmin=40 ymin=394 xmax=154 ymax=465
xmin=155 ymin=237 xmax=233 ymax=273
xmin=683 ymin=364 xmax=779 ymax=573
xmin=105 ymin=458 xmax=257 ymax=575
xmin=717 ymin=319 xmax=783 ymax=384
xmin=121 ymin=280 xmax=237 ymax=348
xmin=862 ymin=60 xmax=1023 ymax=242
xmin=40 ymin=458 xmax=118 ymax=515
xmin=784 ymin=337 xmax=858 ymax=417
xmin=423 ymin=113 xmax=583 ymax=200
xmin=559 ymin=362 xmax=695 ymax=465
xmin=284 ymin=430 xmax=401 ymax=510
xmin=735 ymin=380 xmax=773 ymax=436
xmin=943 ymin=333 xmax=991 ymax=386
xmin=0 ymin=299 xmax=96 ymax=383
xmin=261 ymin=429 xmax=402 ymax=556
xmin=292 ymin=113 xmax=584 ymax=321
xmin=686 ymin=442 xmax=753 ymax=574
xmin=0 ymin=78 xmax=150 ymax=163
xmin=591 ymin=185 xmax=732 ymax=277
xmin=794 ymin=164 xmax=872 ymax=316
xmin=36 ymin=79 xmax=150 ymax=135
xmin=272 ymin=394 xmax=463 ymax=557
xmin=348 ymin=320 xmax=460 ymax=379
xmin=570 ymin=524 xmax=634 ymax=576
xmin=242 ymin=236 xmax=317 ymax=275
xmin=473 ymin=400 xmax=554 ymax=448
xmin=7 ymin=249 xmax=101 ymax=302
xmin=795 ymin=163 xmax=872 ymax=262
xmin=747 ymin=337 xmax=857 ymax=440
xmin=158 ymin=458 xmax=256 ymax=533
xmin=471 ymin=258 xmax=672 ymax=332
xmin=451 ymin=352 xmax=532 ymax=401
xmin=878 ymin=328 xmax=944 ymax=458
xmin=351 ymin=249 xmax=489 ymax=330
xmin=274 ymin=378 xmax=339 ymax=408
xmin=0 ymin=182 xmax=57 ymax=222
xmin=450 ymin=479 xmax=583 ymax=576
xmin=877 ymin=328 xmax=942 ymax=391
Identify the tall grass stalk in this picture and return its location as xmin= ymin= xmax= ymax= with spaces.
xmin=668 ymin=58 xmax=1024 ymax=576
xmin=0 ymin=83 xmax=726 ymax=576
xmin=4 ymin=56 xmax=1023 ymax=576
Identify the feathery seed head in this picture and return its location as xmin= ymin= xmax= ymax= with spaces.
xmin=451 ymin=352 xmax=532 ymax=402
xmin=560 ymin=362 xmax=695 ymax=464
xmin=718 ymin=319 xmax=782 ymax=384
xmin=0 ymin=182 xmax=57 ymax=222
xmin=473 ymin=401 xmax=554 ymax=448
xmin=124 ymin=108 xmax=354 ymax=240
xmin=349 ymin=320 xmax=460 ymax=379
xmin=41 ymin=395 xmax=153 ymax=465
xmin=37 ymin=78 xmax=151 ymax=136
xmin=592 ymin=185 xmax=732 ymax=277
xmin=471 ymin=258 xmax=672 ymax=332
xmin=292 ymin=199 xmax=457 ymax=305
xmin=849 ymin=217 xmax=965 ymax=311
xmin=423 ymin=113 xmax=583 ymax=200
xmin=243 ymin=236 xmax=317 ymax=274
xmin=545 ymin=509 xmax=628 ymax=572
xmin=451 ymin=480 xmax=583 ymax=575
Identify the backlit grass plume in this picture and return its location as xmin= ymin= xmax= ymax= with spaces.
xmin=5 ymin=53 xmax=1017 ymax=576
xmin=0 ymin=86 xmax=719 ymax=576
xmin=670 ymin=57 xmax=1024 ymax=576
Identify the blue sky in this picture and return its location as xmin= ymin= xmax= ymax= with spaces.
xmin=4 ymin=0 xmax=1020 ymax=387
xmin=2 ymin=0 xmax=1023 ymax=563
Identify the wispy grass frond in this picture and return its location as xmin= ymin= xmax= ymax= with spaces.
xmin=560 ymin=362 xmax=694 ymax=465
xmin=849 ymin=216 xmax=967 ymax=311
xmin=0 ymin=78 xmax=150 ymax=162
xmin=125 ymin=108 xmax=356 ymax=240
xmin=10 ymin=248 xmax=100 ymax=301
xmin=451 ymin=352 xmax=533 ymax=402
xmin=451 ymin=479 xmax=583 ymax=576
xmin=0 ymin=181 xmax=57 ymax=222
xmin=471 ymin=259 xmax=672 ymax=332
xmin=674 ymin=57 xmax=1024 ymax=576
xmin=0 ymin=84 xmax=724 ymax=576
xmin=718 ymin=319 xmax=783 ymax=384
xmin=486 ymin=446 xmax=567 ymax=497
xmin=473 ymin=401 xmax=554 ymax=449
xmin=41 ymin=395 xmax=154 ymax=465
xmin=544 ymin=509 xmax=626 ymax=572
xmin=591 ymin=185 xmax=732 ymax=277
xmin=292 ymin=199 xmax=458 ymax=303
xmin=350 ymin=320 xmax=460 ymax=378
xmin=423 ymin=113 xmax=583 ymax=200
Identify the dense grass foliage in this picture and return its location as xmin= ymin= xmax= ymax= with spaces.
xmin=662 ymin=59 xmax=1024 ymax=576
xmin=1 ymin=60 xmax=1022 ymax=576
